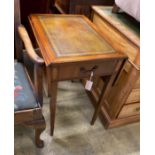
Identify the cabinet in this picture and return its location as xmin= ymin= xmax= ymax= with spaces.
xmin=86 ymin=6 xmax=140 ymax=128
xmin=55 ymin=0 xmax=114 ymax=18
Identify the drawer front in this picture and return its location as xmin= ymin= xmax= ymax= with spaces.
xmin=51 ymin=60 xmax=118 ymax=81
xmin=126 ymin=89 xmax=140 ymax=104
xmin=92 ymin=13 xmax=139 ymax=62
xmin=123 ymin=61 xmax=140 ymax=89
xmin=118 ymin=103 xmax=140 ymax=118
xmin=134 ymin=77 xmax=140 ymax=89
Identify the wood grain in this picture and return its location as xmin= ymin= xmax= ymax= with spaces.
xmin=29 ymin=13 xmax=127 ymax=135
xmin=87 ymin=6 xmax=140 ymax=128
xmin=92 ymin=6 xmax=140 ymax=47
xmin=92 ymin=13 xmax=139 ymax=62
xmin=18 ymin=25 xmax=44 ymax=64
xmin=29 ymin=14 xmax=125 ymax=66
xmin=38 ymin=15 xmax=115 ymax=57
xmin=118 ymin=103 xmax=140 ymax=118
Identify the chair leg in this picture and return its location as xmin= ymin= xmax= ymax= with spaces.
xmin=35 ymin=127 xmax=45 ymax=148
xmin=25 ymin=117 xmax=46 ymax=148
xmin=34 ymin=118 xmax=46 ymax=148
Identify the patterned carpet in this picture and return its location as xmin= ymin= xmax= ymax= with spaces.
xmin=15 ymin=81 xmax=140 ymax=155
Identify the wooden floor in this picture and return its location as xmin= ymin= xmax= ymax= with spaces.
xmin=15 ymin=81 xmax=140 ymax=155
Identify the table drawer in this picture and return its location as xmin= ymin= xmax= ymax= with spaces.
xmin=126 ymin=89 xmax=140 ymax=104
xmin=53 ymin=60 xmax=118 ymax=81
xmin=118 ymin=103 xmax=140 ymax=118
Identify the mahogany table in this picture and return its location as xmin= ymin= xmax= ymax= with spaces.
xmin=29 ymin=14 xmax=126 ymax=135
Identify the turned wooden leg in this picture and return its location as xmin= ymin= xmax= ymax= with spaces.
xmin=35 ymin=128 xmax=45 ymax=148
xmin=50 ymin=81 xmax=58 ymax=136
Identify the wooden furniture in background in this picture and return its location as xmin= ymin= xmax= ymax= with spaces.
xmin=14 ymin=0 xmax=46 ymax=148
xmin=88 ymin=6 xmax=140 ymax=128
xmin=29 ymin=14 xmax=126 ymax=135
xmin=55 ymin=0 xmax=114 ymax=18
xmin=20 ymin=0 xmax=51 ymax=27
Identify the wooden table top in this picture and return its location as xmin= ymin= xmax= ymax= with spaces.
xmin=29 ymin=14 xmax=125 ymax=66
xmin=92 ymin=6 xmax=140 ymax=47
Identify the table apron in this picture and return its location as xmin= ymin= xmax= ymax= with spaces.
xmin=47 ymin=59 xmax=121 ymax=81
